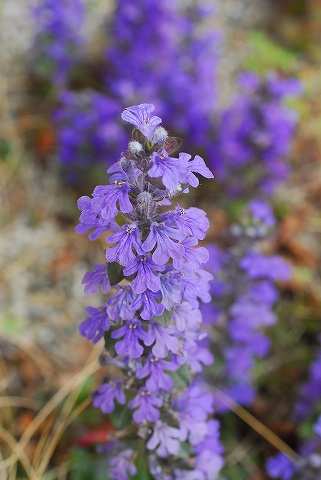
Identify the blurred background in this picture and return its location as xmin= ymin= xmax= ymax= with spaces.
xmin=1 ymin=1 xmax=321 ymax=479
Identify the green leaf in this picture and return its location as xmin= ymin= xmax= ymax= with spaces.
xmin=170 ymin=364 xmax=192 ymax=389
xmin=107 ymin=262 xmax=125 ymax=286
xmin=178 ymin=441 xmax=192 ymax=458
xmin=153 ymin=309 xmax=172 ymax=327
xmin=110 ymin=401 xmax=132 ymax=429
xmin=132 ymin=128 xmax=148 ymax=145
xmin=103 ymin=328 xmax=117 ymax=357
xmin=131 ymin=453 xmax=154 ymax=480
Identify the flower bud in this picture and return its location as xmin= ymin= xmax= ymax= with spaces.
xmin=128 ymin=140 xmax=144 ymax=156
xmin=152 ymin=127 xmax=168 ymax=145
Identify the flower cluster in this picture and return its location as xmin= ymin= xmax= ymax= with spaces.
xmin=202 ymin=200 xmax=291 ymax=409
xmin=29 ymin=0 xmax=85 ymax=85
xmin=32 ymin=0 xmax=300 ymax=199
xmin=50 ymin=0 xmax=217 ymax=179
xmin=76 ymin=104 xmax=223 ymax=479
xmin=211 ymin=72 xmax=301 ymax=196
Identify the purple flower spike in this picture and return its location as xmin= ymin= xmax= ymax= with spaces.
xmin=179 ymin=270 xmax=213 ymax=307
xmin=121 ymin=104 xmax=162 ymax=140
xmin=123 ymin=255 xmax=164 ymax=294
xmin=82 ymin=264 xmax=110 ymax=294
xmin=147 ymin=421 xmax=181 ymax=457
xmin=129 ymin=388 xmax=163 ymax=423
xmin=77 ymin=102 xmax=222 ymax=478
xmin=112 ymin=319 xmax=151 ymax=358
xmin=92 ymin=380 xmax=125 ymax=414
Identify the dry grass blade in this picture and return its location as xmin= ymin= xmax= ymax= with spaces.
xmin=34 ymin=397 xmax=92 ymax=480
xmin=0 ymin=396 xmax=40 ymax=409
xmin=0 ymin=344 xmax=101 ymax=477
xmin=31 ymin=412 xmax=57 ymax=473
xmin=0 ymin=425 xmax=34 ymax=478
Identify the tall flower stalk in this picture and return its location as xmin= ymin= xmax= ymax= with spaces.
xmin=76 ymin=104 xmax=223 ymax=479
xmin=203 ymin=200 xmax=291 ymax=409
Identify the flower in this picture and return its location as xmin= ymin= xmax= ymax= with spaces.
xmin=92 ymin=175 xmax=133 ymax=221
xmin=129 ymin=388 xmax=163 ymax=423
xmin=130 ymin=290 xmax=164 ymax=320
xmin=92 ymin=380 xmax=125 ymax=414
xmin=109 ymin=448 xmax=137 ymax=480
xmin=79 ymin=305 xmax=110 ymax=343
xmin=195 ymin=450 xmax=225 ymax=480
xmin=31 ymin=0 xmax=85 ymax=85
xmin=82 ymin=264 xmax=110 ymax=294
xmin=147 ymin=321 xmax=179 ymax=358
xmin=186 ymin=154 xmax=214 ymax=187
xmin=106 ymin=286 xmax=136 ymax=321
xmin=121 ymin=104 xmax=162 ymax=140
xmin=147 ymin=421 xmax=181 ymax=457
xmin=142 ymin=222 xmax=185 ymax=265
xmin=148 ymin=151 xmax=189 ymax=190
xmin=106 ymin=223 xmax=144 ymax=266
xmin=112 ymin=319 xmax=151 ymax=358
xmin=136 ymin=355 xmax=177 ymax=391
xmin=123 ymin=255 xmax=164 ymax=294
xmin=171 ymin=206 xmax=210 ymax=240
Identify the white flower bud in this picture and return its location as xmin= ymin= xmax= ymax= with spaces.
xmin=128 ymin=140 xmax=144 ymax=155
xmin=152 ymin=127 xmax=168 ymax=144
